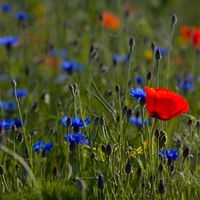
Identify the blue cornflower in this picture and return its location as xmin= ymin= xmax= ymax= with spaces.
xmin=158 ymin=148 xmax=178 ymax=161
xmin=0 ymin=36 xmax=19 ymax=47
xmin=61 ymin=61 xmax=83 ymax=74
xmin=178 ymin=74 xmax=194 ymax=92
xmin=33 ymin=140 xmax=53 ymax=153
xmin=155 ymin=46 xmax=168 ymax=56
xmin=113 ymin=54 xmax=121 ymax=64
xmin=0 ymin=3 xmax=12 ymax=13
xmin=130 ymin=88 xmax=146 ymax=100
xmin=64 ymin=132 xmax=88 ymax=145
xmin=0 ymin=101 xmax=15 ymax=111
xmin=16 ymin=12 xmax=28 ymax=20
xmin=61 ymin=116 xmax=91 ymax=132
xmin=130 ymin=115 xmax=142 ymax=127
xmin=11 ymin=89 xmax=27 ymax=98
xmin=0 ymin=118 xmax=22 ymax=130
xmin=113 ymin=54 xmax=129 ymax=65
xmin=136 ymin=76 xmax=144 ymax=85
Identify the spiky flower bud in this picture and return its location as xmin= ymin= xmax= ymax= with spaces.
xmin=0 ymin=164 xmax=4 ymax=175
xmin=69 ymin=84 xmax=74 ymax=92
xmin=66 ymin=117 xmax=72 ymax=127
xmin=31 ymin=102 xmax=39 ymax=112
xmin=97 ymin=174 xmax=104 ymax=190
xmin=154 ymin=129 xmax=160 ymax=138
xmin=155 ymin=49 xmax=162 ymax=61
xmin=125 ymin=160 xmax=132 ymax=174
xmin=146 ymin=71 xmax=152 ymax=81
xmin=136 ymin=167 xmax=142 ymax=178
xmin=17 ymin=132 xmax=23 ymax=143
xmin=126 ymin=108 xmax=132 ymax=119
xmin=11 ymin=124 xmax=17 ymax=133
xmin=90 ymin=152 xmax=96 ymax=159
xmin=69 ymin=143 xmax=76 ymax=152
xmin=151 ymin=42 xmax=156 ymax=52
xmin=52 ymin=166 xmax=58 ymax=177
xmin=171 ymin=14 xmax=177 ymax=26
xmin=99 ymin=116 xmax=105 ymax=126
xmin=115 ymin=84 xmax=121 ymax=93
xmin=105 ymin=143 xmax=112 ymax=155
xmin=158 ymin=179 xmax=166 ymax=194
xmin=183 ymin=147 xmax=190 ymax=159
xmin=187 ymin=118 xmax=192 ymax=126
xmin=76 ymin=178 xmax=86 ymax=192
xmin=122 ymin=106 xmax=128 ymax=116
xmin=11 ymin=79 xmax=17 ymax=88
xmin=129 ymin=37 xmax=135 ymax=48
xmin=101 ymin=144 xmax=106 ymax=153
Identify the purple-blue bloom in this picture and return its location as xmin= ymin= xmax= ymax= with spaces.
xmin=0 ymin=118 xmax=22 ymax=130
xmin=0 ymin=3 xmax=12 ymax=13
xmin=178 ymin=74 xmax=194 ymax=92
xmin=16 ymin=12 xmax=28 ymax=20
xmin=155 ymin=46 xmax=168 ymax=56
xmin=64 ymin=132 xmax=88 ymax=145
xmin=136 ymin=76 xmax=144 ymax=85
xmin=11 ymin=89 xmax=27 ymax=98
xmin=130 ymin=88 xmax=146 ymax=100
xmin=158 ymin=148 xmax=178 ymax=161
xmin=61 ymin=61 xmax=83 ymax=74
xmin=0 ymin=36 xmax=19 ymax=47
xmin=33 ymin=140 xmax=53 ymax=153
xmin=0 ymin=101 xmax=15 ymax=111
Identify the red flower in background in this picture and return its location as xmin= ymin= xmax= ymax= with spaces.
xmin=101 ymin=11 xmax=120 ymax=31
xmin=180 ymin=26 xmax=200 ymax=50
xmin=145 ymin=87 xmax=190 ymax=121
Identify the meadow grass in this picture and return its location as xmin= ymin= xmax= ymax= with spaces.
xmin=0 ymin=0 xmax=200 ymax=199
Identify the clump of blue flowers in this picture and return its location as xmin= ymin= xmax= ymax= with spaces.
xmin=0 ymin=119 xmax=22 ymax=130
xmin=33 ymin=140 xmax=53 ymax=157
xmin=11 ymin=89 xmax=27 ymax=98
xmin=158 ymin=148 xmax=178 ymax=163
xmin=61 ymin=116 xmax=91 ymax=133
xmin=61 ymin=60 xmax=83 ymax=75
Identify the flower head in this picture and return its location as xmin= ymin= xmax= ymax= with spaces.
xmin=0 ymin=119 xmax=22 ymax=130
xmin=0 ymin=101 xmax=15 ymax=111
xmin=101 ymin=11 xmax=120 ymax=31
xmin=33 ymin=140 xmax=53 ymax=153
xmin=11 ymin=89 xmax=27 ymax=98
xmin=130 ymin=88 xmax=146 ymax=100
xmin=64 ymin=132 xmax=88 ymax=145
xmin=0 ymin=3 xmax=12 ymax=13
xmin=0 ymin=36 xmax=19 ymax=48
xmin=158 ymin=148 xmax=178 ymax=161
xmin=145 ymin=86 xmax=189 ymax=120
xmin=16 ymin=12 xmax=28 ymax=20
xmin=61 ymin=60 xmax=83 ymax=75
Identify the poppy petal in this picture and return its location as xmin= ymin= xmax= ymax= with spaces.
xmin=145 ymin=87 xmax=190 ymax=121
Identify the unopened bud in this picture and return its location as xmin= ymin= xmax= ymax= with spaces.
xmin=11 ymin=79 xmax=17 ymax=88
xmin=151 ymin=42 xmax=156 ymax=52
xmin=155 ymin=49 xmax=162 ymax=61
xmin=158 ymin=179 xmax=166 ymax=194
xmin=97 ymin=174 xmax=104 ymax=190
xmin=115 ymin=84 xmax=121 ymax=93
xmin=129 ymin=37 xmax=135 ymax=48
xmin=105 ymin=143 xmax=112 ymax=155
xmin=52 ymin=166 xmax=58 ymax=177
xmin=126 ymin=108 xmax=132 ymax=119
xmin=183 ymin=147 xmax=190 ymax=159
xmin=0 ymin=165 xmax=4 ymax=175
xmin=146 ymin=71 xmax=152 ymax=81
xmin=171 ymin=14 xmax=177 ymax=25
xmin=125 ymin=160 xmax=132 ymax=174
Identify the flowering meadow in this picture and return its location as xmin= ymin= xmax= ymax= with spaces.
xmin=0 ymin=0 xmax=200 ymax=199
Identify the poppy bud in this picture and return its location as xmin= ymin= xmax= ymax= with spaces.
xmin=126 ymin=108 xmax=132 ymax=119
xmin=151 ymin=42 xmax=156 ymax=52
xmin=171 ymin=14 xmax=177 ymax=26
xmin=52 ymin=166 xmax=58 ymax=177
xmin=146 ymin=71 xmax=152 ymax=81
xmin=183 ymin=147 xmax=190 ymax=159
xmin=158 ymin=179 xmax=166 ymax=194
xmin=129 ymin=37 xmax=135 ymax=48
xmin=0 ymin=165 xmax=4 ymax=175
xmin=105 ymin=143 xmax=112 ymax=155
xmin=115 ymin=84 xmax=121 ymax=93
xmin=155 ymin=49 xmax=162 ymax=61
xmin=125 ymin=160 xmax=132 ymax=174
xmin=97 ymin=174 xmax=104 ymax=190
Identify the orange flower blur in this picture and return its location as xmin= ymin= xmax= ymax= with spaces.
xmin=180 ymin=26 xmax=200 ymax=50
xmin=101 ymin=11 xmax=120 ymax=31
xmin=145 ymin=87 xmax=190 ymax=121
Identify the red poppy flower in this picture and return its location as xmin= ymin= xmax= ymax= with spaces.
xmin=145 ymin=87 xmax=190 ymax=121
xmin=180 ymin=26 xmax=200 ymax=50
xmin=101 ymin=11 xmax=120 ymax=31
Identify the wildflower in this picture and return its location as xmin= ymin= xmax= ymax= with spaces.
xmin=0 ymin=36 xmax=19 ymax=50
xmin=16 ymin=12 xmax=28 ymax=21
xmin=158 ymin=179 xmax=166 ymax=194
xmin=0 ymin=101 xmax=15 ymax=111
xmin=145 ymin=87 xmax=190 ymax=120
xmin=97 ymin=174 xmax=104 ymax=190
xmin=61 ymin=60 xmax=83 ymax=75
xmin=130 ymin=88 xmax=146 ymax=100
xmin=130 ymin=115 xmax=142 ymax=127
xmin=155 ymin=46 xmax=168 ymax=57
xmin=0 ymin=119 xmax=22 ymax=130
xmin=0 ymin=3 xmax=12 ymax=13
xmin=178 ymin=74 xmax=194 ymax=92
xmin=33 ymin=140 xmax=53 ymax=153
xmin=11 ymin=89 xmax=27 ymax=98
xmin=158 ymin=148 xmax=178 ymax=161
xmin=101 ymin=11 xmax=120 ymax=31
xmin=64 ymin=132 xmax=88 ymax=145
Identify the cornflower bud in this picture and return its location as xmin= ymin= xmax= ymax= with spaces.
xmin=146 ymin=71 xmax=152 ymax=81
xmin=97 ymin=174 xmax=104 ymax=190
xmin=158 ymin=179 xmax=166 ymax=194
xmin=183 ymin=147 xmax=190 ymax=159
xmin=125 ymin=160 xmax=132 ymax=174
xmin=115 ymin=84 xmax=121 ymax=93
xmin=105 ymin=143 xmax=112 ymax=156
xmin=0 ymin=165 xmax=4 ymax=175
xmin=155 ymin=49 xmax=162 ymax=61
xmin=52 ymin=166 xmax=58 ymax=177
xmin=171 ymin=14 xmax=177 ymax=25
